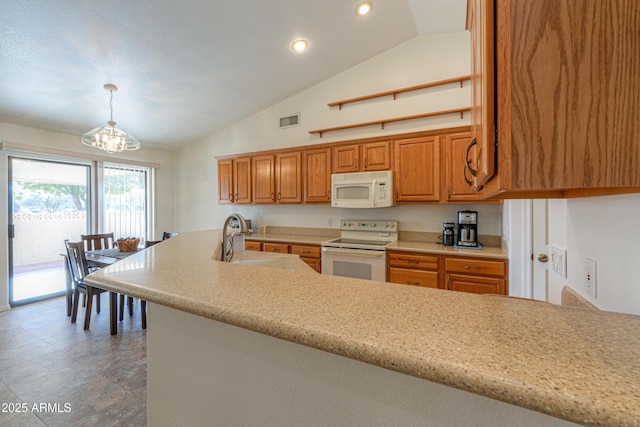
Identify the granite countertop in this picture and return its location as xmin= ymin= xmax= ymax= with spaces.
xmin=246 ymin=228 xmax=508 ymax=259
xmin=85 ymin=230 xmax=640 ymax=426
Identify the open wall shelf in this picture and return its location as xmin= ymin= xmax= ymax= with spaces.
xmin=308 ymin=107 xmax=470 ymax=138
xmin=327 ymin=75 xmax=470 ymax=110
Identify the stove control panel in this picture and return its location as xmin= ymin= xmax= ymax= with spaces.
xmin=340 ymin=220 xmax=398 ymax=232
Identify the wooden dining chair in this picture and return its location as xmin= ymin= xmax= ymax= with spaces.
xmin=81 ymin=232 xmax=115 ymax=252
xmin=145 ymin=240 xmax=161 ymax=248
xmin=162 ymin=232 xmax=178 ymax=240
xmin=65 ymin=240 xmax=108 ymax=330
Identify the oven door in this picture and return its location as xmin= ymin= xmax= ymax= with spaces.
xmin=321 ymin=247 xmax=386 ymax=282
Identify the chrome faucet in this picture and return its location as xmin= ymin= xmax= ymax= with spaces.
xmin=221 ymin=213 xmax=249 ymax=262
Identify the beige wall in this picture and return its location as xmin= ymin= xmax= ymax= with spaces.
xmin=0 ymin=121 xmax=176 ymax=310
xmin=174 ymin=33 xmax=502 ymax=238
xmin=548 ymin=195 xmax=640 ymax=315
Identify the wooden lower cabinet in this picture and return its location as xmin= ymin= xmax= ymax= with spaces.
xmin=387 ymin=251 xmax=440 ymax=289
xmin=445 ymin=274 xmax=505 ymax=295
xmin=263 ymin=242 xmax=290 ymax=254
xmin=291 ymin=244 xmax=321 ymax=273
xmin=244 ymin=240 xmax=321 ymax=273
xmin=244 ymin=241 xmax=263 ymax=251
xmin=387 ymin=251 xmax=508 ymax=295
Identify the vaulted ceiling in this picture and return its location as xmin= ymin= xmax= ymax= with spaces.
xmin=0 ymin=0 xmax=467 ymax=151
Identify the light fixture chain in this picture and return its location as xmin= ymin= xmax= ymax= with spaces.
xmin=109 ymin=89 xmax=114 ymax=123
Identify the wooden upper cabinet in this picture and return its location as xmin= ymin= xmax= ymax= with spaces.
xmin=362 ymin=141 xmax=390 ymax=171
xmin=232 ymin=156 xmax=252 ymax=204
xmin=394 ymin=136 xmax=440 ymax=203
xmin=332 ymin=142 xmax=391 ymax=173
xmin=252 ymin=154 xmax=276 ymax=204
xmin=275 ymin=151 xmax=302 ymax=203
xmin=467 ymin=0 xmax=495 ymax=190
xmin=217 ymin=159 xmax=233 ymax=204
xmin=443 ymin=132 xmax=479 ymax=202
xmin=471 ymin=0 xmax=640 ymax=198
xmin=332 ymin=144 xmax=360 ymax=173
xmin=304 ymin=148 xmax=331 ymax=203
xmin=218 ymin=157 xmax=252 ymax=204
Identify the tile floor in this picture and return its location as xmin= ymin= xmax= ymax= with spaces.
xmin=0 ymin=295 xmax=146 ymax=426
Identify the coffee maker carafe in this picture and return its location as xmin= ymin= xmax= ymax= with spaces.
xmin=457 ymin=210 xmax=478 ymax=247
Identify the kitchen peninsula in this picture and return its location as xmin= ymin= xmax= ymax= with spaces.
xmin=85 ymin=231 xmax=640 ymax=427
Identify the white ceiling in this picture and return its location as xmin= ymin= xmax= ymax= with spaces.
xmin=0 ymin=0 xmax=467 ymax=151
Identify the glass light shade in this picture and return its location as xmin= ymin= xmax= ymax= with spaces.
xmin=356 ymin=1 xmax=373 ymax=15
xmin=82 ymin=120 xmax=140 ymax=153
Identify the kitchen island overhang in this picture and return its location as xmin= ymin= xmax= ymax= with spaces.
xmin=85 ymin=230 xmax=640 ymax=427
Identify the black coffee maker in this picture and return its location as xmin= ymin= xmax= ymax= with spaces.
xmin=457 ymin=210 xmax=478 ymax=247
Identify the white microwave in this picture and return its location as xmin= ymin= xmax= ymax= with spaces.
xmin=331 ymin=171 xmax=394 ymax=208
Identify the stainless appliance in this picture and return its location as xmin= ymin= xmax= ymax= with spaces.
xmin=443 ymin=222 xmax=455 ymax=246
xmin=457 ymin=210 xmax=478 ymax=247
xmin=321 ymin=220 xmax=398 ymax=282
xmin=331 ymin=171 xmax=394 ymax=208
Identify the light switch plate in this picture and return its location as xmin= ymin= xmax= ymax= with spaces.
xmin=550 ymin=245 xmax=567 ymax=278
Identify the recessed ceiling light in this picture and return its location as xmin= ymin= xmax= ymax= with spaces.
xmin=291 ymin=39 xmax=309 ymax=53
xmin=356 ymin=1 xmax=373 ymax=16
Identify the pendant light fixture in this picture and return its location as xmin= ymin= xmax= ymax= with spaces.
xmin=81 ymin=84 xmax=140 ymax=153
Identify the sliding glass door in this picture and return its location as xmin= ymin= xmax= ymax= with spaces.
xmin=8 ymin=157 xmax=91 ymax=306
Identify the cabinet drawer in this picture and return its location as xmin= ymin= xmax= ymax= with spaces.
xmin=445 ymin=258 xmax=505 ymax=277
xmin=263 ymin=242 xmax=290 ymax=254
xmin=388 ymin=252 xmax=438 ymax=270
xmin=389 ymin=268 xmax=439 ymax=288
xmin=244 ymin=241 xmax=263 ymax=251
xmin=446 ymin=274 xmax=506 ymax=295
xmin=291 ymin=244 xmax=320 ymax=258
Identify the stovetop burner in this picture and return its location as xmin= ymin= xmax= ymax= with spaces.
xmin=321 ymin=220 xmax=398 ymax=251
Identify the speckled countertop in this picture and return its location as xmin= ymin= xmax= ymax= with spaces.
xmin=246 ymin=227 xmax=508 ymax=259
xmin=86 ymin=230 xmax=640 ymax=427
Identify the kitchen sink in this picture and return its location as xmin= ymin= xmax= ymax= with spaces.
xmin=232 ymin=257 xmax=297 ymax=271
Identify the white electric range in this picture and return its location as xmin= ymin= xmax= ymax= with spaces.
xmin=321 ymin=220 xmax=398 ymax=282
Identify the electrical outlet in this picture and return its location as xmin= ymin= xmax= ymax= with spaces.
xmin=585 ymin=258 xmax=597 ymax=298
xmin=550 ymin=245 xmax=567 ymax=278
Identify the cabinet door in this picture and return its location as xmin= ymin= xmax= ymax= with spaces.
xmin=332 ymin=145 xmax=360 ymax=173
xmin=253 ymin=155 xmax=276 ymax=204
xmin=394 ymin=136 xmax=440 ymax=202
xmin=301 ymin=257 xmax=321 ymax=273
xmin=468 ymin=0 xmax=495 ymax=189
xmin=304 ymin=148 xmax=331 ymax=203
xmin=233 ymin=157 xmax=252 ymax=204
xmin=363 ymin=142 xmax=390 ymax=171
xmin=444 ymin=132 xmax=479 ymax=201
xmin=276 ymin=152 xmax=302 ymax=203
xmin=446 ymin=274 xmax=505 ymax=295
xmin=218 ymin=159 xmax=233 ymax=204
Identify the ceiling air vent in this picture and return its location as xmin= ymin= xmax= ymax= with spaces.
xmin=279 ymin=113 xmax=300 ymax=128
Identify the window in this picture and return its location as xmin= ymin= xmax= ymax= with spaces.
xmin=102 ymin=162 xmax=150 ymax=242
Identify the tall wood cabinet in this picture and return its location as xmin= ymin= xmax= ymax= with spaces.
xmin=218 ymin=157 xmax=251 ymax=204
xmin=468 ymin=0 xmax=640 ymax=198
xmin=443 ymin=132 xmax=478 ymax=202
xmin=304 ymin=148 xmax=331 ymax=203
xmin=252 ymin=152 xmax=302 ymax=204
xmin=394 ymin=136 xmax=440 ymax=202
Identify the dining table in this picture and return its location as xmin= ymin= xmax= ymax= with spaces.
xmin=86 ymin=247 xmax=141 ymax=335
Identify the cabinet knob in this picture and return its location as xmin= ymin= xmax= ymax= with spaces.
xmin=406 ymin=281 xmax=420 ymax=286
xmin=278 ymin=192 xmax=281 ymax=201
